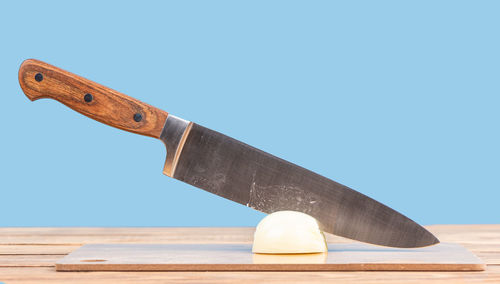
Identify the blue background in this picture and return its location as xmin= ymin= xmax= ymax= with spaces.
xmin=1 ymin=1 xmax=498 ymax=227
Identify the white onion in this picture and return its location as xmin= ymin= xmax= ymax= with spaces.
xmin=252 ymin=211 xmax=327 ymax=254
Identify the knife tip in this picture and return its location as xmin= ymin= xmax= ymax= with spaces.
xmin=414 ymin=232 xmax=440 ymax=248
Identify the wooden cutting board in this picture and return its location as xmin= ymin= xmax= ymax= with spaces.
xmin=55 ymin=242 xmax=484 ymax=271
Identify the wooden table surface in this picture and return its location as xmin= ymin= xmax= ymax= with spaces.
xmin=0 ymin=225 xmax=498 ymax=283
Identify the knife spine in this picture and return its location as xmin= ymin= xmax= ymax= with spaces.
xmin=160 ymin=115 xmax=193 ymax=177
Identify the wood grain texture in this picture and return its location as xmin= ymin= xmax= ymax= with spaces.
xmin=55 ymin=243 xmax=485 ymax=272
xmin=0 ymin=245 xmax=79 ymax=255
xmin=0 ymin=255 xmax=61 ymax=267
xmin=0 ymin=227 xmax=260 ymax=245
xmin=0 ymin=266 xmax=497 ymax=284
xmin=18 ymin=59 xmax=168 ymax=138
xmin=0 ymin=226 xmax=499 ymax=283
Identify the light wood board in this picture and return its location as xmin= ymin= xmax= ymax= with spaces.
xmin=2 ymin=226 xmax=499 ymax=283
xmin=55 ymin=242 xmax=485 ymax=271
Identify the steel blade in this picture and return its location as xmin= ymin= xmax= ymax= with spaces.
xmin=161 ymin=117 xmax=439 ymax=248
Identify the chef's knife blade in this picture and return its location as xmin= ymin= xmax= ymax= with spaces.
xmin=19 ymin=59 xmax=439 ymax=248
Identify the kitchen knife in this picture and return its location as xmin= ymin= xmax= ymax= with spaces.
xmin=18 ymin=59 xmax=439 ymax=248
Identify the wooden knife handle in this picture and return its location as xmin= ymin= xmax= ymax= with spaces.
xmin=18 ymin=59 xmax=168 ymax=138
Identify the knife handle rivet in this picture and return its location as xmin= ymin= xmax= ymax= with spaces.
xmin=34 ymin=73 xmax=43 ymax=82
xmin=133 ymin=113 xmax=143 ymax=122
xmin=84 ymin=93 xmax=93 ymax=103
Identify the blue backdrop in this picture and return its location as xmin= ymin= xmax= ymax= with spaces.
xmin=1 ymin=1 xmax=498 ymax=226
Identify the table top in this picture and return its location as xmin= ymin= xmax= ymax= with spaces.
xmin=0 ymin=225 xmax=499 ymax=283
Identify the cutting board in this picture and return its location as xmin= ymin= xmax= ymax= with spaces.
xmin=56 ymin=243 xmax=484 ymax=271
